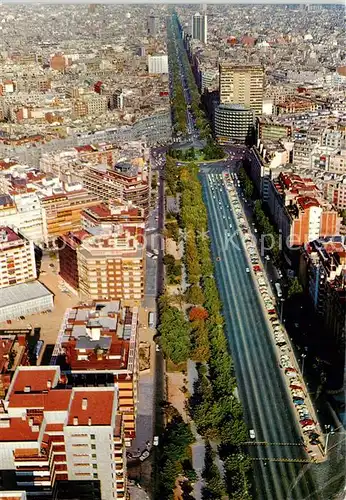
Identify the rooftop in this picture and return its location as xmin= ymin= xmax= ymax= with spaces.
xmin=0 ymin=281 xmax=53 ymax=309
xmin=53 ymin=301 xmax=138 ymax=373
xmin=67 ymin=389 xmax=115 ymax=426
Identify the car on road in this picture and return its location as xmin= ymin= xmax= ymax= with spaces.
xmin=249 ymin=429 xmax=256 ymax=439
xmin=246 ymin=267 xmax=250 ymax=273
xmin=139 ymin=450 xmax=150 ymax=462
xmin=153 ymin=436 xmax=159 ymax=446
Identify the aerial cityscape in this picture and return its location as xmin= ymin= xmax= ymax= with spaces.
xmin=0 ymin=3 xmax=344 ymax=500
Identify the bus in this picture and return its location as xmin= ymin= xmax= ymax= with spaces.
xmin=275 ymin=282 xmax=282 ymax=298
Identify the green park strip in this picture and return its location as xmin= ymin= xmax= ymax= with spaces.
xmin=158 ymin=163 xmax=253 ymax=499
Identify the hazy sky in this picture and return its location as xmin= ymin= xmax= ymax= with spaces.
xmin=1 ymin=0 xmax=344 ymax=4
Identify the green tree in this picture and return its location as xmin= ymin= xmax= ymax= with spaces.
xmin=287 ymin=277 xmax=303 ymax=298
xmin=185 ymin=284 xmax=205 ymax=305
xmin=202 ymin=441 xmax=225 ymax=500
xmin=158 ymin=305 xmax=191 ymax=364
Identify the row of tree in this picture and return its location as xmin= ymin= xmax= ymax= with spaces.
xmin=155 ymin=407 xmax=196 ymax=499
xmin=170 ymin=14 xmax=212 ymax=140
xmin=163 ymin=254 xmax=182 ymax=285
xmin=178 ymin=165 xmax=253 ymax=498
xmin=253 ymin=199 xmax=281 ymax=261
xmin=166 ymin=18 xmax=188 ymax=135
xmin=238 ymin=167 xmax=254 ymax=199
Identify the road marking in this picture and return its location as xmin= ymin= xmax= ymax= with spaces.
xmin=252 ymin=457 xmax=313 ymax=463
xmin=243 ymin=441 xmax=304 ymax=447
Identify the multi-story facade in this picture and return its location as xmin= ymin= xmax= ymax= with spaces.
xmin=51 ymin=301 xmax=139 ymax=443
xmin=58 ymin=223 xmax=145 ymax=302
xmin=0 ymin=366 xmax=126 ymax=500
xmin=258 ymin=118 xmax=292 ymax=142
xmin=214 ymin=104 xmax=254 ymax=145
xmin=323 ymin=177 xmax=346 ymax=210
xmin=147 ymin=55 xmax=168 ymax=74
xmin=40 ymin=189 xmax=100 ymax=245
xmin=192 ymin=12 xmax=207 ymax=44
xmin=79 ymin=163 xmax=150 ymax=218
xmin=0 ymin=193 xmax=43 ymax=244
xmin=219 ymin=63 xmax=264 ymax=115
xmin=81 ymin=200 xmax=145 ymax=230
xmin=268 ymin=173 xmax=341 ymax=247
xmin=0 ymin=227 xmax=36 ymax=288
xmin=147 ymin=15 xmax=157 ymax=36
xmin=299 ymin=239 xmax=345 ymax=388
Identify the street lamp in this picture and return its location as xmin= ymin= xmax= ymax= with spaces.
xmin=280 ymin=298 xmax=285 ymax=323
xmin=301 ymin=353 xmax=307 ymax=377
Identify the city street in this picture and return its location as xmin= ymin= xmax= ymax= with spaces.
xmin=201 ymin=169 xmax=317 ymax=500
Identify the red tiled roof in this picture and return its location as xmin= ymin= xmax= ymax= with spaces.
xmin=0 ymin=418 xmax=40 ymax=442
xmin=297 ymin=196 xmax=320 ymax=210
xmin=75 ymin=145 xmax=95 ymax=153
xmin=45 ymin=423 xmax=64 ymax=432
xmin=10 ymin=368 xmax=58 ymax=394
xmin=67 ymin=390 xmax=114 ymax=426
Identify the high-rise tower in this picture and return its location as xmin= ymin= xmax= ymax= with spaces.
xmin=219 ymin=63 xmax=264 ymax=115
xmin=192 ymin=12 xmax=207 ymax=44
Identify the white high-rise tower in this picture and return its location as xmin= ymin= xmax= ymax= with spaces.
xmin=192 ymin=12 xmax=207 ymax=44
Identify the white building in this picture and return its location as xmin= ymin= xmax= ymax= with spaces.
xmin=147 ymin=54 xmax=168 ymax=74
xmin=0 ymin=193 xmax=43 ymax=244
xmin=0 ymin=226 xmax=36 ymax=289
xmin=192 ymin=12 xmax=207 ymax=44
xmin=0 ymin=281 xmax=54 ymax=322
xmin=0 ymin=366 xmax=126 ymax=499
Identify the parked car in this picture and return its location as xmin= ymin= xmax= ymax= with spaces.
xmin=139 ymin=450 xmax=150 ymax=462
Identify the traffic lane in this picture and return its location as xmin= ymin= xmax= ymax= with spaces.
xmin=218 ymin=180 xmax=307 ymax=441
xmin=217 ymin=180 xmax=314 ymax=499
xmin=215 ymin=182 xmax=312 ymax=498
xmin=203 ymin=176 xmax=313 ymax=499
xmin=213 ymin=180 xmax=305 ymax=451
xmin=205 ymin=181 xmax=282 ymax=496
xmin=205 ymin=179 xmax=288 ymax=499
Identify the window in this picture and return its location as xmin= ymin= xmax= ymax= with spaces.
xmin=92 ymin=454 xmax=96 ymax=458
xmin=93 ymin=473 xmax=98 ymax=479
xmin=91 ymin=444 xmax=96 ymax=450
xmin=90 ymin=434 xmax=95 ymax=440
xmin=93 ymin=464 xmax=98 ymax=469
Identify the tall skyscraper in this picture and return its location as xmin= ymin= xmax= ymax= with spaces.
xmin=147 ymin=15 xmax=157 ymax=36
xmin=219 ymin=63 xmax=264 ymax=115
xmin=192 ymin=12 xmax=207 ymax=44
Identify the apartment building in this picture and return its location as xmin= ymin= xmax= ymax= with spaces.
xmin=258 ymin=117 xmax=292 ymax=142
xmin=0 ymin=227 xmax=36 ymax=288
xmin=80 ymin=162 xmax=150 ymax=218
xmin=0 ymin=193 xmax=43 ymax=244
xmin=0 ymin=366 xmax=126 ymax=500
xmin=58 ymin=222 xmax=145 ymax=302
xmin=40 ymin=189 xmax=100 ymax=245
xmin=147 ymin=55 xmax=168 ymax=74
xmin=219 ymin=63 xmax=264 ymax=115
xmin=268 ymin=173 xmax=341 ymax=247
xmin=323 ymin=176 xmax=346 ymax=210
xmin=51 ymin=301 xmax=139 ymax=443
xmin=0 ymin=332 xmax=30 ymax=397
xmin=81 ymin=200 xmax=145 ymax=230
xmin=299 ymin=239 xmax=345 ymax=388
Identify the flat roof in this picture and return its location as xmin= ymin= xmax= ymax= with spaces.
xmin=0 ymin=281 xmax=54 ymax=309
